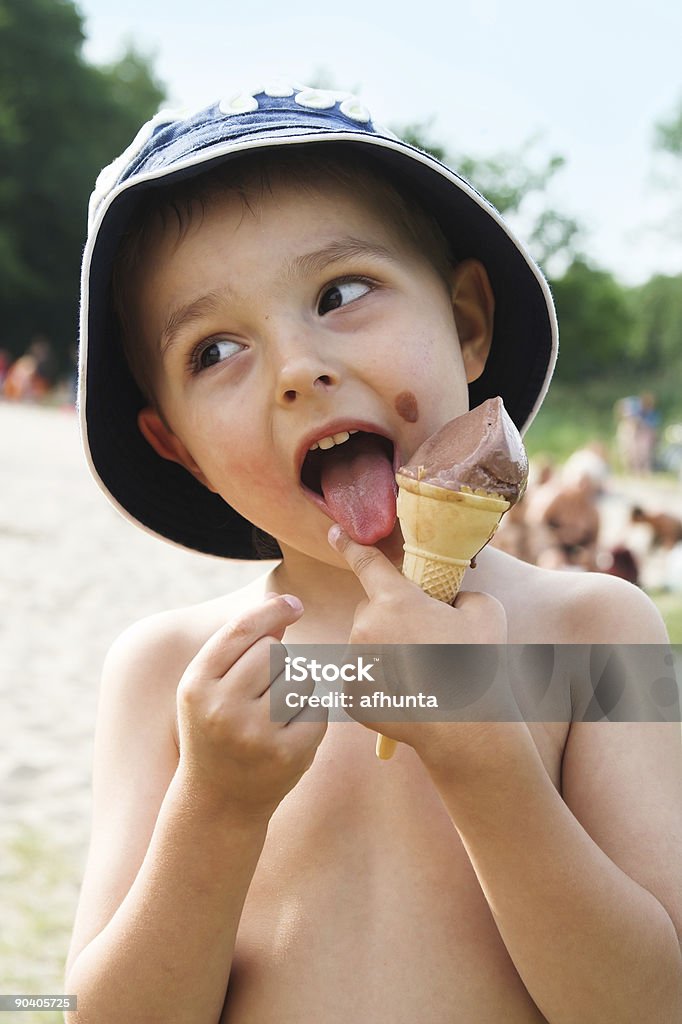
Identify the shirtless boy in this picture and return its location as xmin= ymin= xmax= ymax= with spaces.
xmin=66 ymin=84 xmax=682 ymax=1023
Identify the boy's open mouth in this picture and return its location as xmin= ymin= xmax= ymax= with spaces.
xmin=300 ymin=429 xmax=397 ymax=545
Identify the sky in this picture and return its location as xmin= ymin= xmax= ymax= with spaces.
xmin=76 ymin=0 xmax=682 ymax=285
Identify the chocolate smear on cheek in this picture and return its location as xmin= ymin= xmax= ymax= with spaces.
xmin=395 ymin=391 xmax=419 ymax=423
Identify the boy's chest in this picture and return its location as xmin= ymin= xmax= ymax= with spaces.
xmin=224 ymin=721 xmax=564 ymax=1023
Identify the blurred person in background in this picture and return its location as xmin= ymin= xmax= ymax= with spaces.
xmin=3 ymin=334 xmax=57 ymax=401
xmin=631 ymin=506 xmax=682 ymax=550
xmin=614 ymin=393 xmax=661 ymax=475
xmin=637 ymin=392 xmax=661 ymax=474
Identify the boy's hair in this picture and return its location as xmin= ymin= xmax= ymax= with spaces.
xmin=111 ymin=146 xmax=454 ymax=408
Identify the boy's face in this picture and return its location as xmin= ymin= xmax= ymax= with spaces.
xmin=134 ymin=175 xmax=493 ymax=565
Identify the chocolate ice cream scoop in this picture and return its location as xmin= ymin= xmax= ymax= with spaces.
xmin=398 ymin=397 xmax=528 ymax=505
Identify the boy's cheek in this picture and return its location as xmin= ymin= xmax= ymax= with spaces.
xmin=211 ymin=466 xmax=304 ymax=533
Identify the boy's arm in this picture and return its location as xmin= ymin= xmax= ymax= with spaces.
xmin=332 ymin=532 xmax=682 ymax=1024
xmin=426 ymin=716 xmax=682 ymax=1024
xmin=65 ymin=596 xmax=325 ymax=1024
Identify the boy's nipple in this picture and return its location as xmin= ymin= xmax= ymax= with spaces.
xmin=395 ymin=391 xmax=419 ymax=423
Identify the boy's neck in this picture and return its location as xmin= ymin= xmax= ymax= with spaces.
xmin=267 ymin=544 xmax=369 ymax=640
xmin=261 ymin=535 xmax=510 ymax=642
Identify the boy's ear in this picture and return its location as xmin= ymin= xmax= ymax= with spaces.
xmin=450 ymin=259 xmax=495 ymax=383
xmin=137 ymin=408 xmax=217 ymax=492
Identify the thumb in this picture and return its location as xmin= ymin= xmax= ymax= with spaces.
xmin=328 ymin=524 xmax=403 ymax=599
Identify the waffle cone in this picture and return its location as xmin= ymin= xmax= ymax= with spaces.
xmin=375 ymin=475 xmax=510 ymax=760
xmin=396 ymin=474 xmax=510 ymax=603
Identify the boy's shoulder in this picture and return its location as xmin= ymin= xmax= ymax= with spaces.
xmin=485 ymin=549 xmax=668 ymax=644
xmin=102 ymin=572 xmax=272 ymax=707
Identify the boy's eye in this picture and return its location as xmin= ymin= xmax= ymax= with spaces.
xmin=192 ymin=338 xmax=243 ymax=372
xmin=317 ymin=279 xmax=371 ymax=315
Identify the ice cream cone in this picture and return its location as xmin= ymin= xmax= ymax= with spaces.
xmin=375 ymin=474 xmax=510 ymax=760
xmin=397 ymin=474 xmax=510 ymax=601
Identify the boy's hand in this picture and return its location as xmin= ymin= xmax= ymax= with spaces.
xmin=329 ymin=526 xmax=519 ymax=765
xmin=176 ymin=594 xmax=326 ymax=820
xmin=329 ymin=525 xmax=507 ymax=645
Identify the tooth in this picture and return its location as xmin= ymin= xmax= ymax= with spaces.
xmin=309 ymin=442 xmax=319 ymax=451
xmin=332 ymin=431 xmax=350 ymax=444
xmin=349 ymin=429 xmax=359 ymax=434
xmin=318 ymin=436 xmax=335 ymax=450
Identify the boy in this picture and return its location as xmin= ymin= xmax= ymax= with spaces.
xmin=67 ymin=83 xmax=682 ymax=1022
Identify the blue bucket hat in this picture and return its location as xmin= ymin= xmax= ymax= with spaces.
xmin=79 ymin=81 xmax=558 ymax=560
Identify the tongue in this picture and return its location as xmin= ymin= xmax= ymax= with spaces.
xmin=320 ymin=435 xmax=397 ymax=544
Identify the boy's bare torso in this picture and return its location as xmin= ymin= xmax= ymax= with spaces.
xmin=152 ymin=551 xmax=581 ymax=1023
xmin=223 ymin=715 xmax=561 ymax=1023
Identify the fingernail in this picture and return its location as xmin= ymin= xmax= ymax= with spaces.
xmin=328 ymin=524 xmax=344 ymax=547
xmin=282 ymin=594 xmax=303 ymax=612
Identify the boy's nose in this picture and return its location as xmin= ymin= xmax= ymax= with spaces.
xmin=271 ymin=331 xmax=340 ymax=405
xmin=277 ymin=361 xmax=338 ymax=405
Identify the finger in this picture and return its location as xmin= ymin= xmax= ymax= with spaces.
xmin=190 ymin=594 xmax=304 ymax=679
xmin=227 ymin=635 xmax=307 ymax=705
xmin=269 ymin=639 xmax=287 ymax=689
xmin=278 ymin=710 xmax=328 ymax=765
xmin=267 ymin=665 xmax=319 ymax=723
xmin=286 ymin=702 xmax=330 ymax=730
xmin=217 ymin=634 xmax=283 ymax=701
xmin=328 ymin=525 xmax=403 ymax=600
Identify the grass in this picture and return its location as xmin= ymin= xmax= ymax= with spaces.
xmin=0 ymin=826 xmax=80 ymax=1024
xmin=524 ymin=373 xmax=682 ymax=464
xmin=650 ymin=591 xmax=682 ymax=644
xmin=525 ymin=385 xmax=615 ymax=462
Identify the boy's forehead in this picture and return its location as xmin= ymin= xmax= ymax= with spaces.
xmin=144 ymin=174 xmax=417 ymax=275
xmin=199 ymin=167 xmax=405 ymax=229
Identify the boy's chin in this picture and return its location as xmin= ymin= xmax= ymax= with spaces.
xmin=278 ymin=520 xmax=404 ymax=568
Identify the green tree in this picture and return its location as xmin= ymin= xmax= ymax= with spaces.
xmin=0 ymin=0 xmax=165 ymax=371
xmin=628 ymin=273 xmax=682 ymax=371
xmin=655 ymin=97 xmax=682 ymax=156
xmin=550 ymin=259 xmax=635 ymax=382
xmin=397 ymin=120 xmax=581 ymax=271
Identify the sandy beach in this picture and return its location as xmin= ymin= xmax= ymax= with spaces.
xmin=0 ymin=401 xmax=265 ymax=1021
xmin=1 ymin=400 xmax=680 ymax=1022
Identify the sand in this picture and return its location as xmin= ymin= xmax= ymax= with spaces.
xmin=0 ymin=401 xmax=265 ymax=1017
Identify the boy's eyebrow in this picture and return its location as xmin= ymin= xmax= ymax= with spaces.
xmin=287 ymin=237 xmax=399 ymax=279
xmin=160 ymin=290 xmax=226 ymax=356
